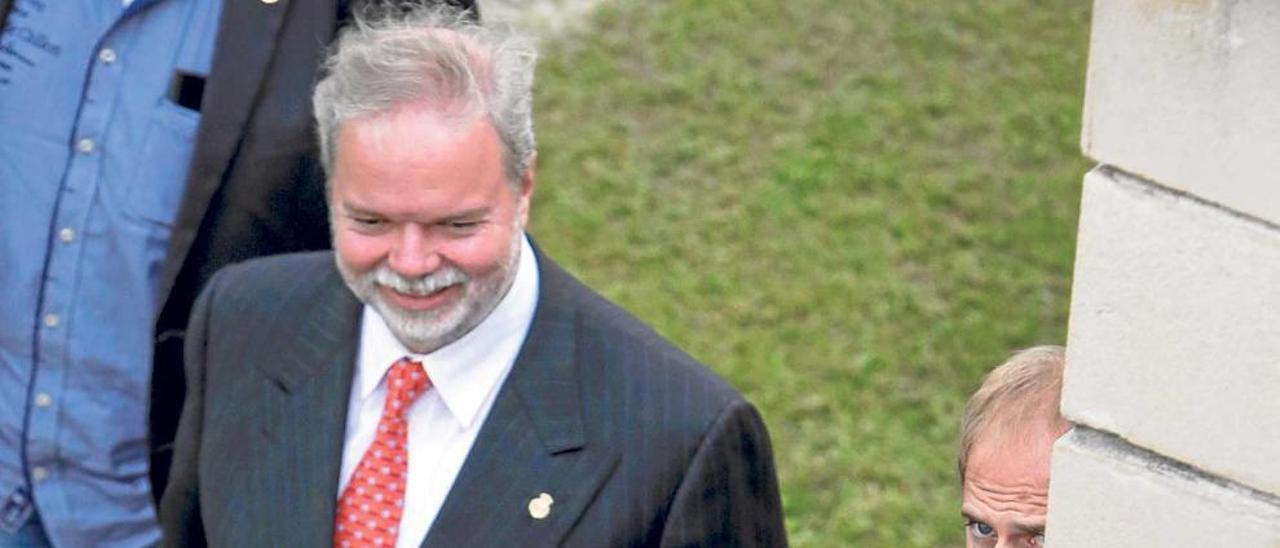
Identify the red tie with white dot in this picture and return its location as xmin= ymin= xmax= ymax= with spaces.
xmin=334 ymin=358 xmax=430 ymax=548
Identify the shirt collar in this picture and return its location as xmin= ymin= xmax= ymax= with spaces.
xmin=355 ymin=236 xmax=540 ymax=428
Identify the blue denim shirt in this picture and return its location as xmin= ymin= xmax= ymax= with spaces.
xmin=0 ymin=0 xmax=222 ymax=544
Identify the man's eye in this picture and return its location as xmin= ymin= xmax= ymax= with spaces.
xmin=966 ymin=520 xmax=995 ymax=539
xmin=1031 ymin=533 xmax=1046 ymax=547
xmin=347 ymin=217 xmax=390 ymax=233
xmin=446 ymin=220 xmax=482 ymax=230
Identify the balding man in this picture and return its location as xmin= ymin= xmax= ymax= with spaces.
xmin=958 ymin=346 xmax=1070 ymax=548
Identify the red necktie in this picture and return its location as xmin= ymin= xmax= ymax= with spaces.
xmin=334 ymin=358 xmax=430 ymax=548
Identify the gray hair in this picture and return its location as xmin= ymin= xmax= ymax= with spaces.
xmin=313 ymin=3 xmax=538 ymax=188
xmin=957 ymin=345 xmax=1068 ymax=481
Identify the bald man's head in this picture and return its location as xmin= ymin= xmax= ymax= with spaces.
xmin=958 ymin=346 xmax=1069 ymax=548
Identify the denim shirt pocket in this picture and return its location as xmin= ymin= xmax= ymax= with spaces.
xmin=123 ymin=98 xmax=200 ymax=228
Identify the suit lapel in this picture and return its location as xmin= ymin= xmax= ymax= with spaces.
xmin=250 ymin=260 xmax=362 ymax=546
xmin=157 ymin=0 xmax=294 ymax=314
xmin=423 ymin=257 xmax=620 ymax=547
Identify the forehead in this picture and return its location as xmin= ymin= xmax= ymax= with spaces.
xmin=341 ymin=102 xmax=490 ymax=154
xmin=962 ymin=464 xmax=1050 ymax=518
xmin=330 ymin=104 xmax=509 ymax=215
xmin=335 ymin=104 xmax=502 ymax=179
xmin=961 ymin=424 xmax=1061 ymax=526
xmin=969 ymin=425 xmax=1056 ymax=480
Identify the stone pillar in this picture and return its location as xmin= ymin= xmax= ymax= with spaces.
xmin=1048 ymin=1 xmax=1280 ymax=545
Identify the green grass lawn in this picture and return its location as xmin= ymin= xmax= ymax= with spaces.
xmin=527 ymin=0 xmax=1092 ymax=544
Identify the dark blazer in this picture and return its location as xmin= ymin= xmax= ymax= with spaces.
xmin=159 ymin=251 xmax=787 ymax=546
xmin=0 ymin=0 xmax=476 ymax=500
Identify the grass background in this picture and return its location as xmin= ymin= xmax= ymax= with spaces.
xmin=525 ymin=0 xmax=1093 ymax=544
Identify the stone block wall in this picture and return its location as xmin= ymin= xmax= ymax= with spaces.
xmin=1048 ymin=0 xmax=1280 ymax=545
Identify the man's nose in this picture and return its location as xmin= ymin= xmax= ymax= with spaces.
xmin=387 ymin=224 xmax=442 ymax=278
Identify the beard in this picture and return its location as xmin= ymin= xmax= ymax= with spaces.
xmin=336 ymin=234 xmax=522 ymax=354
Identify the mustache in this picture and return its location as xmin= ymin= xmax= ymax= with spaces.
xmin=371 ymin=265 xmax=469 ymax=295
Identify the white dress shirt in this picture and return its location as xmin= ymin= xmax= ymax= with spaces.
xmin=338 ymin=237 xmax=539 ymax=548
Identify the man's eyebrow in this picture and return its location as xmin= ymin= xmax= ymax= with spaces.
xmin=338 ymin=202 xmax=492 ymax=222
xmin=442 ymin=207 xmax=490 ymax=220
xmin=1010 ymin=521 xmax=1046 ymax=535
xmin=338 ymin=201 xmax=378 ymax=216
xmin=961 ymin=507 xmax=1044 ymax=530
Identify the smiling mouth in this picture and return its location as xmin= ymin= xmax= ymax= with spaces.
xmin=379 ymin=283 xmax=460 ymax=311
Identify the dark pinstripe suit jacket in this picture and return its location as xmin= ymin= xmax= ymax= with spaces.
xmin=159 ymin=250 xmax=787 ymax=547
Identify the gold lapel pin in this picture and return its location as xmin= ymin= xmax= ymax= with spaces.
xmin=528 ymin=492 xmax=554 ymax=520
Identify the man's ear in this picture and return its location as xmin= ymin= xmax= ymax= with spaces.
xmin=520 ymin=154 xmax=537 ymax=198
xmin=515 ymin=155 xmax=536 ymax=226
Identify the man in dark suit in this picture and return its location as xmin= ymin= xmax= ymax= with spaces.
xmin=136 ymin=0 xmax=475 ymax=504
xmin=159 ymin=4 xmax=786 ymax=546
